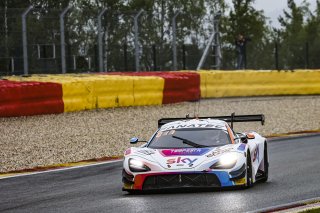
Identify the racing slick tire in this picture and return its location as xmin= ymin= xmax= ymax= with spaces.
xmin=245 ymin=151 xmax=254 ymax=188
xmin=260 ymin=143 xmax=269 ymax=182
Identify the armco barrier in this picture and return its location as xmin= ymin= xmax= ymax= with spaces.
xmin=92 ymin=76 xmax=133 ymax=109
xmin=199 ymin=70 xmax=320 ymax=98
xmin=132 ymin=76 xmax=164 ymax=106
xmin=2 ymin=70 xmax=320 ymax=117
xmin=5 ymin=75 xmax=135 ymax=112
xmin=6 ymin=75 xmax=99 ymax=112
xmin=0 ymin=80 xmax=63 ymax=117
xmin=5 ymin=74 xmax=164 ymax=112
xmin=106 ymin=72 xmax=200 ymax=104
xmin=160 ymin=72 xmax=200 ymax=104
xmin=60 ymin=75 xmax=164 ymax=107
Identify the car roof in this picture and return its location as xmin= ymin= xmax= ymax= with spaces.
xmin=159 ymin=119 xmax=228 ymax=131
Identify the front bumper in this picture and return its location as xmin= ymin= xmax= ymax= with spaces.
xmin=122 ymin=169 xmax=246 ymax=191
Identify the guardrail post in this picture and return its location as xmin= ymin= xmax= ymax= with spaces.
xmin=305 ymin=42 xmax=309 ymax=69
xmin=134 ymin=9 xmax=143 ymax=72
xmin=123 ymin=44 xmax=128 ymax=71
xmin=21 ymin=6 xmax=33 ymax=75
xmin=73 ymin=55 xmax=76 ymax=70
xmin=60 ymin=6 xmax=72 ymax=74
xmin=182 ymin=44 xmax=186 ymax=70
xmin=97 ymin=8 xmax=107 ymax=72
xmin=197 ymin=31 xmax=215 ymax=71
xmin=214 ymin=17 xmax=221 ymax=70
xmin=152 ymin=44 xmax=157 ymax=71
xmin=172 ymin=11 xmax=180 ymax=71
xmin=196 ymin=12 xmax=221 ymax=71
xmin=88 ymin=56 xmax=92 ymax=70
xmin=275 ymin=42 xmax=279 ymax=70
xmin=11 ymin=57 xmax=14 ymax=73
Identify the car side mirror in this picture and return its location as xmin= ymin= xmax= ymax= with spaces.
xmin=130 ymin=137 xmax=139 ymax=144
xmin=237 ymin=133 xmax=248 ymax=144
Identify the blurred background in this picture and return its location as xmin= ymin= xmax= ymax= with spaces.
xmin=1 ymin=0 xmax=319 ymax=75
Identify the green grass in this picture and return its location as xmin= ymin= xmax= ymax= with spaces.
xmin=300 ymin=207 xmax=320 ymax=213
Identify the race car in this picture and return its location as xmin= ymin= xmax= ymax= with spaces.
xmin=122 ymin=113 xmax=268 ymax=192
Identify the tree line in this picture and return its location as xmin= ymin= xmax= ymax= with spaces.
xmin=1 ymin=0 xmax=320 ymax=72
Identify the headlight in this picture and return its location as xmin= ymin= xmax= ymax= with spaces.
xmin=210 ymin=152 xmax=240 ymax=169
xmin=129 ymin=158 xmax=151 ymax=172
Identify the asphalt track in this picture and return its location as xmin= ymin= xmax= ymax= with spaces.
xmin=0 ymin=135 xmax=320 ymax=213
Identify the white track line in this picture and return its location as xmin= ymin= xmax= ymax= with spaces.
xmin=0 ymin=159 xmax=123 ymax=180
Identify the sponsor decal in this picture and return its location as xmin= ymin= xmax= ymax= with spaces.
xmin=237 ymin=143 xmax=246 ymax=151
xmin=156 ymin=130 xmax=175 ymax=137
xmin=137 ymin=149 xmax=155 ymax=155
xmin=161 ymin=148 xmax=211 ymax=156
xmin=206 ymin=146 xmax=234 ymax=157
xmin=124 ymin=148 xmax=131 ymax=156
xmin=166 ymin=157 xmax=198 ymax=166
xmin=161 ymin=122 xmax=226 ymax=131
xmin=234 ymin=177 xmax=246 ymax=185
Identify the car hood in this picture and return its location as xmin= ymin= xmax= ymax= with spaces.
xmin=129 ymin=144 xmax=241 ymax=170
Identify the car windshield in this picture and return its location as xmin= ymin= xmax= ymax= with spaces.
xmin=148 ymin=128 xmax=231 ymax=149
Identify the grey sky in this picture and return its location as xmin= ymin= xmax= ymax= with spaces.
xmin=225 ymin=0 xmax=317 ymax=28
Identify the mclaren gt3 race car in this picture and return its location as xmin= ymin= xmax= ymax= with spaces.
xmin=122 ymin=114 xmax=268 ymax=192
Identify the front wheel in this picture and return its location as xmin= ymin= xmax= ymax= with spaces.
xmin=246 ymin=152 xmax=254 ymax=188
xmin=260 ymin=143 xmax=269 ymax=182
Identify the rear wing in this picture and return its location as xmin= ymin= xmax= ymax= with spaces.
xmin=158 ymin=113 xmax=265 ymax=129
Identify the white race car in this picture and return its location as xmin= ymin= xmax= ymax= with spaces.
xmin=122 ymin=114 xmax=268 ymax=192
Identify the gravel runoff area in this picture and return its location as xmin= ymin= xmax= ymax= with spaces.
xmin=0 ymin=96 xmax=320 ymax=173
